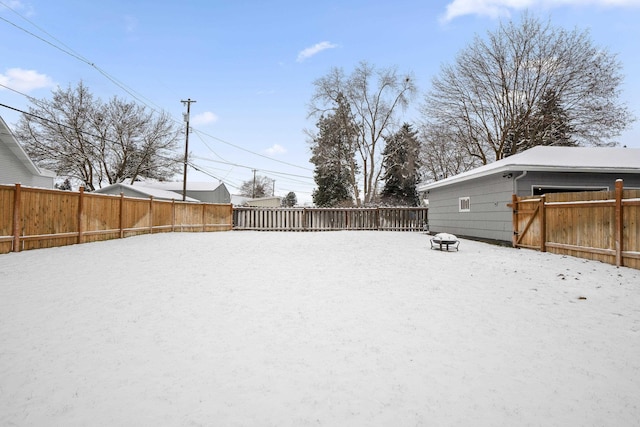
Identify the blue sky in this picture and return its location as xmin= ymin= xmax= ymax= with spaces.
xmin=2 ymin=0 xmax=639 ymax=202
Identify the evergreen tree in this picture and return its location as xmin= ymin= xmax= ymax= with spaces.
xmin=281 ymin=192 xmax=297 ymax=207
xmin=380 ymin=123 xmax=421 ymax=206
xmin=55 ymin=178 xmax=73 ymax=191
xmin=505 ymin=89 xmax=576 ymax=156
xmin=534 ymin=88 xmax=576 ymax=148
xmin=309 ymin=95 xmax=357 ymax=207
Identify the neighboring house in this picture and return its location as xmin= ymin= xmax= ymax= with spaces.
xmin=0 ymin=115 xmax=55 ymax=188
xmin=94 ymin=183 xmax=200 ymax=202
xmin=417 ymin=146 xmax=640 ymax=244
xmin=243 ymin=196 xmax=282 ymax=207
xmin=231 ymin=195 xmax=251 ymax=206
xmin=135 ymin=181 xmax=231 ymax=204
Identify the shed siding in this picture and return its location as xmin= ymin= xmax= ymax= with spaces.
xmin=426 ymin=174 xmax=514 ymax=242
xmin=182 ymin=185 xmax=231 ymax=203
xmin=515 ymin=171 xmax=640 ymax=196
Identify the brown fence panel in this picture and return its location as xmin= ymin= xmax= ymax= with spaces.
xmin=174 ymin=202 xmax=203 ymax=231
xmin=622 ymin=189 xmax=640 ymax=270
xmin=0 ymin=186 xmax=14 ymax=253
xmin=511 ymin=196 xmax=542 ymax=249
xmin=545 ymin=191 xmax=616 ymax=264
xmin=81 ymin=193 xmax=123 ymax=243
xmin=151 ymin=199 xmax=175 ymax=233
xmin=204 ymin=204 xmax=233 ymax=232
xmin=512 ymin=180 xmax=640 ymax=269
xmin=20 ymin=187 xmax=80 ymax=251
xmin=0 ymin=184 xmax=233 ymax=254
xmin=120 ymin=197 xmax=153 ymax=237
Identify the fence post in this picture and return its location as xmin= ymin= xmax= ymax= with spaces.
xmin=12 ymin=183 xmax=21 ymax=252
xmin=149 ymin=196 xmax=154 ymax=234
xmin=202 ymin=203 xmax=206 ymax=232
xmin=119 ymin=192 xmax=125 ymax=239
xmin=77 ymin=186 xmax=85 ymax=244
xmin=511 ymin=194 xmax=518 ymax=247
xmin=303 ymin=207 xmax=307 ymax=230
xmin=615 ymin=179 xmax=624 ymax=267
xmin=540 ymin=195 xmax=546 ymax=252
xmin=171 ymin=200 xmax=176 ymax=232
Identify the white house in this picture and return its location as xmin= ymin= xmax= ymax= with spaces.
xmin=0 ymin=116 xmax=55 ymax=188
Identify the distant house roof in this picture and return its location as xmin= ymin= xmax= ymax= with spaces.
xmin=418 ymin=146 xmax=640 ymax=191
xmin=94 ymin=183 xmax=200 ymax=202
xmin=231 ymin=194 xmax=251 ymax=206
xmin=243 ymin=196 xmax=282 ymax=207
xmin=136 ymin=181 xmax=226 ymax=192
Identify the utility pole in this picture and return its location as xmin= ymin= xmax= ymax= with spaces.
xmin=272 ymin=179 xmax=275 ymax=196
xmin=181 ymin=98 xmax=196 ymax=201
xmin=252 ymin=169 xmax=257 ymax=198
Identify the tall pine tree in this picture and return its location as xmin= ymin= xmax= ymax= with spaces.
xmin=505 ymin=88 xmax=576 ymax=156
xmin=380 ymin=123 xmax=421 ymax=206
xmin=310 ymin=95 xmax=358 ymax=207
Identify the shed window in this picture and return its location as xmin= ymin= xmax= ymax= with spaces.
xmin=459 ymin=197 xmax=470 ymax=212
xmin=532 ymin=186 xmax=608 ymax=196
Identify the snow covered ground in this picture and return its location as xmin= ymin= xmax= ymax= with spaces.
xmin=1 ymin=231 xmax=639 ymax=426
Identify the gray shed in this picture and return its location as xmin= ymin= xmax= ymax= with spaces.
xmin=417 ymin=146 xmax=640 ymax=244
xmin=135 ymin=181 xmax=231 ymax=204
xmin=94 ymin=183 xmax=200 ymax=202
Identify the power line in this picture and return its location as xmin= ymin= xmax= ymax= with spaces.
xmin=0 ymin=8 xmax=314 ymax=173
xmin=190 ymin=155 xmax=313 ymax=180
xmin=1 ymin=5 xmax=316 ymax=191
xmin=191 ymin=127 xmax=313 ymax=172
xmin=0 ymin=101 xmax=316 ymax=195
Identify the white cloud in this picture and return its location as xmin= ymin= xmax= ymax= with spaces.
xmin=0 ymin=68 xmax=54 ymax=92
xmin=265 ymin=144 xmax=287 ymax=155
xmin=191 ymin=111 xmax=218 ymax=126
xmin=0 ymin=1 xmax=35 ymax=17
xmin=124 ymin=15 xmax=138 ymax=33
xmin=296 ymin=41 xmax=338 ymax=62
xmin=441 ymin=0 xmax=640 ymax=22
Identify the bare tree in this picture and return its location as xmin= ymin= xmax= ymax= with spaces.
xmin=239 ymin=174 xmax=273 ymax=198
xmin=421 ymin=13 xmax=635 ymax=165
xmin=419 ymin=122 xmax=479 ymax=182
xmin=16 ymin=82 xmax=182 ymax=190
xmin=309 ymin=61 xmax=417 ymax=205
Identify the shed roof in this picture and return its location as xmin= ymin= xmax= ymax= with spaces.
xmin=418 ymin=146 xmax=640 ymax=191
xmin=94 ymin=183 xmax=200 ymax=202
xmin=136 ymin=181 xmax=226 ymax=192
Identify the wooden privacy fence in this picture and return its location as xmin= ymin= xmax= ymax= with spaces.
xmin=233 ymin=206 xmax=428 ymax=231
xmin=510 ymin=179 xmax=640 ymax=269
xmin=0 ymin=184 xmax=233 ymax=254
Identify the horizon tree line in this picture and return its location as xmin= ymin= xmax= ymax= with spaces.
xmin=13 ymin=13 xmax=634 ymax=206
